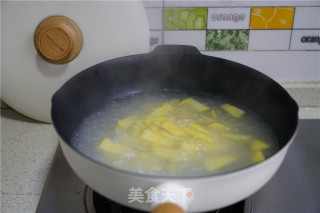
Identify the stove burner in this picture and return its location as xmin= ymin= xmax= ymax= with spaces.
xmin=92 ymin=191 xmax=148 ymax=213
xmin=86 ymin=188 xmax=245 ymax=213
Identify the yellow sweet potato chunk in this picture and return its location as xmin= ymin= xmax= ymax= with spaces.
xmin=208 ymin=122 xmax=229 ymax=132
xmin=130 ymin=123 xmax=146 ymax=138
xmin=150 ymin=117 xmax=167 ymax=126
xmin=191 ymin=124 xmax=209 ymax=134
xmin=161 ymin=121 xmax=187 ymax=136
xmin=178 ymin=98 xmax=210 ymax=112
xmin=221 ymin=103 xmax=245 ymax=118
xmin=204 ymin=155 xmax=237 ymax=171
xmin=153 ymin=146 xmax=177 ymax=159
xmin=188 ymin=125 xmax=214 ymax=143
xmin=141 ymin=129 xmax=164 ymax=142
xmin=211 ymin=109 xmax=216 ymax=118
xmin=253 ymin=151 xmax=265 ymax=163
xmin=181 ymin=142 xmax=199 ymax=152
xmin=150 ymin=125 xmax=181 ymax=142
xmin=198 ymin=115 xmax=214 ymax=124
xmin=140 ymin=129 xmax=173 ymax=147
xmin=158 ymin=129 xmax=182 ymax=142
xmin=149 ymin=103 xmax=173 ymax=117
xmin=97 ymin=96 xmax=275 ymax=176
xmin=117 ymin=116 xmax=137 ymax=129
xmin=250 ymin=139 xmax=270 ymax=151
xmin=99 ymin=138 xmax=127 ymax=154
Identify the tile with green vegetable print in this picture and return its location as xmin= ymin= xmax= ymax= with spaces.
xmin=164 ymin=8 xmax=207 ymax=30
xmin=206 ymin=30 xmax=249 ymax=51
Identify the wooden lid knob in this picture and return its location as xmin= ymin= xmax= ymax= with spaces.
xmin=152 ymin=203 xmax=185 ymax=213
xmin=34 ymin=16 xmax=82 ymax=64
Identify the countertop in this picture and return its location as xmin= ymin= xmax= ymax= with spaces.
xmin=1 ymin=109 xmax=58 ymax=212
xmin=1 ymin=104 xmax=319 ymax=212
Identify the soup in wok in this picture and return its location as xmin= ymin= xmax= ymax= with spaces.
xmin=71 ymin=91 xmax=278 ymax=177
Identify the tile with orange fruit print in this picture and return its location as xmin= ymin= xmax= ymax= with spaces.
xmin=250 ymin=7 xmax=295 ymax=29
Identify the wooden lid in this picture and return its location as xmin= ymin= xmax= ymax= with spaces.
xmin=34 ymin=16 xmax=82 ymax=64
xmin=152 ymin=203 xmax=185 ymax=213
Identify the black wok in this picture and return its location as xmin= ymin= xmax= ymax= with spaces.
xmin=51 ymin=45 xmax=298 ymax=212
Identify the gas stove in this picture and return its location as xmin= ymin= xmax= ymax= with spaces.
xmin=36 ymin=119 xmax=319 ymax=213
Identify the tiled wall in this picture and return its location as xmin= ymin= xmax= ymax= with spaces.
xmin=145 ymin=3 xmax=320 ymax=52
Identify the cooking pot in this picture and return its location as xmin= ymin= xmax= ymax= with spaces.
xmin=51 ymin=45 xmax=298 ymax=212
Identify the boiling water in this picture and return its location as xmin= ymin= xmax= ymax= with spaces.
xmin=71 ymin=91 xmax=278 ymax=177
